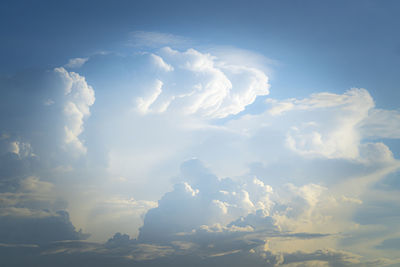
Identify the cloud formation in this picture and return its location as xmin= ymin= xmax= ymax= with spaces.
xmin=1 ymin=39 xmax=400 ymax=266
xmin=55 ymin=67 xmax=95 ymax=155
xmin=134 ymin=47 xmax=270 ymax=118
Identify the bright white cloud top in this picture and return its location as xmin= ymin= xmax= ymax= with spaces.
xmin=135 ymin=47 xmax=270 ymax=118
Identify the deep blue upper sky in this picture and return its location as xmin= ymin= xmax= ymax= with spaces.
xmin=1 ymin=0 xmax=399 ymax=108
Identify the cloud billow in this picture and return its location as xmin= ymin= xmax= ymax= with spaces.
xmin=135 ymin=47 xmax=270 ymax=119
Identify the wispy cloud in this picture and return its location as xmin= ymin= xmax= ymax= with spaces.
xmin=128 ymin=31 xmax=190 ymax=48
xmin=65 ymin=57 xmax=89 ymax=69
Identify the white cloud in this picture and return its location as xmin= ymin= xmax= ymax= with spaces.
xmin=135 ymin=47 xmax=270 ymax=118
xmin=267 ymin=89 xmax=374 ymax=116
xmin=55 ymin=67 xmax=95 ymax=154
xmin=129 ymin=31 xmax=189 ymax=48
xmin=138 ymin=159 xmax=276 ymax=243
xmin=264 ymin=88 xmax=374 ymax=159
xmin=65 ymin=57 xmax=89 ymax=68
xmin=361 ymin=108 xmax=400 ymax=139
xmin=150 ymin=54 xmax=174 ymax=72
xmin=135 ymin=80 xmax=164 ymax=114
xmin=83 ymin=196 xmax=157 ymax=241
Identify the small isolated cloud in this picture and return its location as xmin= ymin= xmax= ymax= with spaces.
xmin=44 ymin=98 xmax=55 ymax=106
xmin=129 ymin=31 xmax=189 ymax=48
xmin=65 ymin=57 xmax=89 ymax=68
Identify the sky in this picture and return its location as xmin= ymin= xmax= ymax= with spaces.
xmin=1 ymin=0 xmax=400 ymax=266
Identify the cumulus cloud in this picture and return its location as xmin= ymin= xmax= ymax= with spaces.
xmin=84 ymin=196 xmax=157 ymax=241
xmin=55 ymin=67 xmax=95 ymax=155
xmin=267 ymin=88 xmax=374 ymax=159
xmin=0 ymin=67 xmax=96 ymax=251
xmin=135 ymin=159 xmax=368 ymax=262
xmin=0 ymin=66 xmax=95 ymax=163
xmin=134 ymin=47 xmax=270 ymax=118
xmin=138 ymin=159 xmax=278 ymax=243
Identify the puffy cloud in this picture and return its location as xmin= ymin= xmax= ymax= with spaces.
xmin=135 ymin=159 xmax=373 ymax=263
xmin=138 ymin=159 xmax=276 ymax=243
xmin=134 ymin=47 xmax=270 ymax=118
xmin=0 ymin=67 xmax=95 ymax=162
xmin=272 ymin=88 xmax=374 ymax=159
xmin=55 ymin=67 xmax=95 ymax=155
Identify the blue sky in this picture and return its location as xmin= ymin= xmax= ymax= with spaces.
xmin=1 ymin=1 xmax=400 ymax=266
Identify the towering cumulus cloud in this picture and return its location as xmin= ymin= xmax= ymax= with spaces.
xmin=55 ymin=67 xmax=95 ymax=155
xmin=0 ymin=66 xmax=94 ymax=254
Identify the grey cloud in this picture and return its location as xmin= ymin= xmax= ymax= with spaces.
xmin=281 ymin=249 xmax=357 ymax=267
xmin=0 ymin=67 xmax=94 ymax=166
xmin=352 ymin=197 xmax=400 ymax=226
xmin=0 ymin=210 xmax=89 ymax=245
xmin=228 ymin=210 xmax=277 ymax=232
xmin=0 ymin=174 xmax=88 ymax=246
xmin=0 ymin=156 xmax=393 ymax=266
xmin=376 ymin=238 xmax=400 ymax=250
xmin=376 ymin=170 xmax=400 ymax=191
xmin=1 ymin=239 xmax=394 ymax=267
